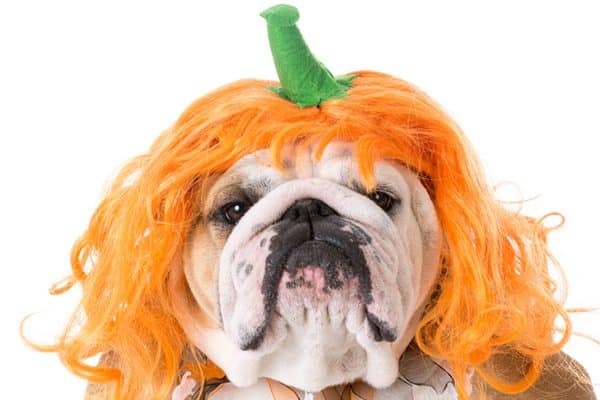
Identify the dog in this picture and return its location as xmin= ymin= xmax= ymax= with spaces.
xmin=34 ymin=4 xmax=595 ymax=399
xmin=166 ymin=140 xmax=595 ymax=400
xmin=58 ymin=76 xmax=594 ymax=398
xmin=79 ymin=127 xmax=596 ymax=399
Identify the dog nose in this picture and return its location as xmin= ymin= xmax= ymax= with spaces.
xmin=279 ymin=198 xmax=338 ymax=222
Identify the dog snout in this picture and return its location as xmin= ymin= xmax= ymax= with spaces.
xmin=278 ymin=198 xmax=339 ymax=224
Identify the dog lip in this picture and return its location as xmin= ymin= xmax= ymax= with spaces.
xmin=238 ymin=240 xmax=351 ymax=351
xmin=366 ymin=312 xmax=397 ymax=342
xmin=238 ymin=321 xmax=269 ymax=351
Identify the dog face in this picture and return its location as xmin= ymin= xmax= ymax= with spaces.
xmin=177 ymin=140 xmax=442 ymax=392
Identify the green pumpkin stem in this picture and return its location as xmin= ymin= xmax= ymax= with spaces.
xmin=260 ymin=4 xmax=356 ymax=108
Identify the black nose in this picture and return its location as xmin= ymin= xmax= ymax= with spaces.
xmin=279 ymin=198 xmax=338 ymax=222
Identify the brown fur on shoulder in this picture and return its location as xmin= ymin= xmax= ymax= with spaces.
xmin=473 ymin=349 xmax=596 ymax=399
xmin=84 ymin=352 xmax=120 ymax=400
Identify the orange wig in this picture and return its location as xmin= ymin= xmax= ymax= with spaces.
xmin=28 ymin=71 xmax=571 ymax=399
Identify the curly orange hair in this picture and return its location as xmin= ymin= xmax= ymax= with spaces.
xmin=26 ymin=70 xmax=571 ymax=399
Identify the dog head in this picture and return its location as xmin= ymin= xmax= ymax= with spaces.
xmin=174 ymin=140 xmax=441 ymax=391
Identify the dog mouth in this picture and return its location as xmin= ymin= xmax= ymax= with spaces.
xmin=237 ymin=234 xmax=398 ymax=351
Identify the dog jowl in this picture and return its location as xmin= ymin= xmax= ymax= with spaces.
xmin=237 ymin=197 xmax=396 ymax=351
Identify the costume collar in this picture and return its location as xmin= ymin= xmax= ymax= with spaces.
xmin=172 ymin=344 xmax=458 ymax=400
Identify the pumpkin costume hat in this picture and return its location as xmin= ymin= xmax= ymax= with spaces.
xmin=261 ymin=4 xmax=357 ymax=108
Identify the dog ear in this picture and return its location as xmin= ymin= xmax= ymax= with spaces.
xmin=407 ymin=171 xmax=442 ymax=307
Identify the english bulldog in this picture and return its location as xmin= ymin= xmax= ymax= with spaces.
xmin=165 ymin=140 xmax=596 ymax=400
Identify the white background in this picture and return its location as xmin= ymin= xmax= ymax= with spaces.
xmin=1 ymin=1 xmax=599 ymax=398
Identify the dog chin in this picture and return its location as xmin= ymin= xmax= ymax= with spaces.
xmin=220 ymin=234 xmax=406 ymax=388
xmin=224 ymin=292 xmax=404 ymax=392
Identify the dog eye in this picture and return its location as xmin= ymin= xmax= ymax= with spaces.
xmin=220 ymin=201 xmax=250 ymax=225
xmin=368 ymin=191 xmax=396 ymax=212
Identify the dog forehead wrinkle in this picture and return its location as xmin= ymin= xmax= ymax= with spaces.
xmin=316 ymin=141 xmax=355 ymax=161
xmin=243 ymin=177 xmax=276 ymax=197
xmin=206 ymin=154 xmax=281 ymax=204
xmin=317 ymin=156 xmax=413 ymax=203
xmin=218 ymin=149 xmax=361 ymax=206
